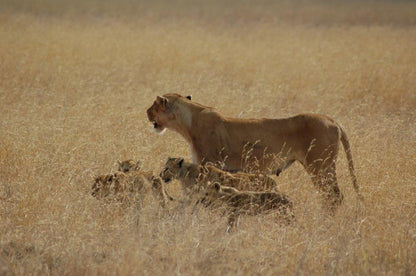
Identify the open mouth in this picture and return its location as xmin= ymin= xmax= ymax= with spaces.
xmin=152 ymin=121 xmax=166 ymax=134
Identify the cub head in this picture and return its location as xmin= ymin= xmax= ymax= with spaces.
xmin=151 ymin=176 xmax=163 ymax=190
xmin=117 ymin=159 xmax=141 ymax=173
xmin=91 ymin=174 xmax=116 ymax=198
xmin=160 ymin=157 xmax=185 ymax=183
xmin=200 ymin=182 xmax=222 ymax=207
xmin=146 ymin=94 xmax=192 ymax=134
xmin=91 ymin=172 xmax=126 ymax=198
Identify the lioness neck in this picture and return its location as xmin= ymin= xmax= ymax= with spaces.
xmin=169 ymin=102 xmax=200 ymax=143
xmin=170 ymin=102 xmax=221 ymax=163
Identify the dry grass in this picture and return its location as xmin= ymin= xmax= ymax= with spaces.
xmin=1 ymin=0 xmax=416 ymax=274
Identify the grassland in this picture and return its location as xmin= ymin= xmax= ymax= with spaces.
xmin=1 ymin=0 xmax=415 ymax=274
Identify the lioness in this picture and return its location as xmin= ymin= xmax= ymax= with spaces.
xmin=160 ymin=157 xmax=277 ymax=196
xmin=147 ymin=94 xmax=361 ymax=209
xmin=199 ymin=182 xmax=294 ymax=229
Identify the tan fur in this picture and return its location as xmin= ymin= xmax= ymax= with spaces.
xmin=91 ymin=171 xmax=149 ymax=206
xmin=117 ymin=159 xmax=142 ymax=173
xmin=92 ymin=169 xmax=173 ymax=208
xmin=147 ymin=94 xmax=361 ymax=210
xmin=151 ymin=177 xmax=174 ymax=208
xmin=159 ymin=157 xmax=277 ymax=197
xmin=199 ymin=182 xmax=294 ymax=229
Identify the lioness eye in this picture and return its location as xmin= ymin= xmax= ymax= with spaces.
xmin=205 ymin=193 xmax=208 ymax=196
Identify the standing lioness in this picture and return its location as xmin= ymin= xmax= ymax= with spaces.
xmin=147 ymin=94 xmax=360 ymax=210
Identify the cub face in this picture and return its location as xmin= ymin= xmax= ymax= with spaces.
xmin=91 ymin=172 xmax=124 ymax=198
xmin=117 ymin=159 xmax=141 ymax=173
xmin=160 ymin=157 xmax=184 ymax=183
xmin=200 ymin=182 xmax=222 ymax=207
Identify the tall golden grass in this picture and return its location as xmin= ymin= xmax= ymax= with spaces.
xmin=1 ymin=0 xmax=415 ymax=274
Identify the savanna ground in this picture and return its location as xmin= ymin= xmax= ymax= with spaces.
xmin=1 ymin=0 xmax=415 ymax=274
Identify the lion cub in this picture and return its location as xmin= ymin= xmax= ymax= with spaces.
xmin=117 ymin=159 xmax=173 ymax=207
xmin=92 ymin=160 xmax=173 ymax=208
xmin=91 ymin=171 xmax=148 ymax=206
xmin=117 ymin=159 xmax=142 ymax=173
xmin=150 ymin=177 xmax=174 ymax=208
xmin=160 ymin=157 xmax=277 ymax=196
xmin=199 ymin=182 xmax=294 ymax=229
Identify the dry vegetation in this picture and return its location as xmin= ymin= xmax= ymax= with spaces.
xmin=1 ymin=0 xmax=415 ymax=274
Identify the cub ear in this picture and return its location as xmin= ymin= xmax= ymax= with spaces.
xmin=156 ymin=96 xmax=168 ymax=110
xmin=135 ymin=160 xmax=142 ymax=170
xmin=214 ymin=182 xmax=221 ymax=192
xmin=178 ymin=158 xmax=184 ymax=168
xmin=186 ymin=95 xmax=192 ymax=100
xmin=117 ymin=160 xmax=121 ymax=166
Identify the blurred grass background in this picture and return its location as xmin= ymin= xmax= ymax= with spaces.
xmin=0 ymin=0 xmax=415 ymax=274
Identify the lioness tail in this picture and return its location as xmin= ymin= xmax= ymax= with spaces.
xmin=340 ymin=127 xmax=362 ymax=200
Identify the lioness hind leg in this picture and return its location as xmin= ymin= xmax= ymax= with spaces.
xmin=303 ymin=139 xmax=344 ymax=212
xmin=307 ymin=160 xmax=343 ymax=212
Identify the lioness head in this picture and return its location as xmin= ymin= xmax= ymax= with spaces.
xmin=146 ymin=94 xmax=192 ymax=134
xmin=160 ymin=157 xmax=184 ymax=183
xmin=117 ymin=159 xmax=141 ymax=173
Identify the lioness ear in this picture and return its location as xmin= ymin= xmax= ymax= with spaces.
xmin=178 ymin=158 xmax=184 ymax=168
xmin=136 ymin=160 xmax=142 ymax=170
xmin=186 ymin=95 xmax=192 ymax=100
xmin=156 ymin=96 xmax=168 ymax=110
xmin=117 ymin=160 xmax=121 ymax=166
xmin=214 ymin=182 xmax=221 ymax=192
